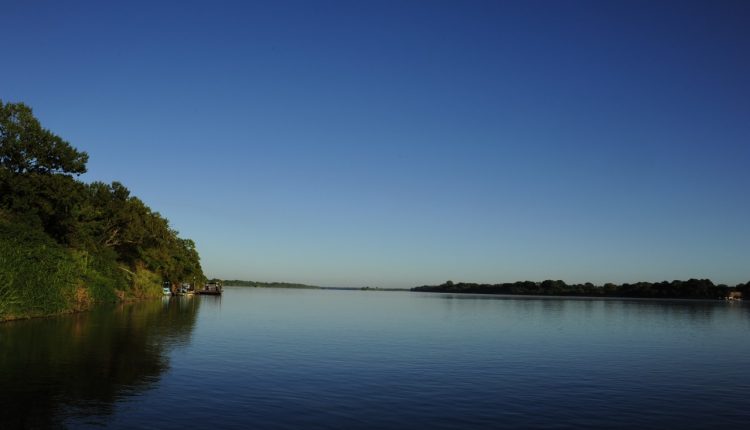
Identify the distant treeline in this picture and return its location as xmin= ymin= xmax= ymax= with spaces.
xmin=412 ymin=279 xmax=750 ymax=300
xmin=223 ymin=280 xmax=319 ymax=289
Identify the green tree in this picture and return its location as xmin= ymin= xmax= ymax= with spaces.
xmin=1 ymin=100 xmax=206 ymax=318
xmin=0 ymin=170 xmax=85 ymax=242
xmin=0 ymin=100 xmax=88 ymax=175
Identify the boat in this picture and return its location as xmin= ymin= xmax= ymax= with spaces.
xmin=162 ymin=286 xmax=171 ymax=296
xmin=197 ymin=281 xmax=223 ymax=296
xmin=179 ymin=283 xmax=193 ymax=295
xmin=725 ymin=291 xmax=743 ymax=301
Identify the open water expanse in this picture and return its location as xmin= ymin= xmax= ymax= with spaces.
xmin=2 ymin=286 xmax=750 ymax=429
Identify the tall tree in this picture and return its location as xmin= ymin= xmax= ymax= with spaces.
xmin=0 ymin=100 xmax=88 ymax=175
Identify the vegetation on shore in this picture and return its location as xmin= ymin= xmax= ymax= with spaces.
xmin=0 ymin=100 xmax=205 ymax=321
xmin=413 ymin=279 xmax=749 ymax=300
xmin=222 ymin=279 xmax=319 ymax=289
xmin=360 ymin=286 xmax=408 ymax=291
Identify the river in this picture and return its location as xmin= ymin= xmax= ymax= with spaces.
xmin=1 ymin=287 xmax=749 ymax=429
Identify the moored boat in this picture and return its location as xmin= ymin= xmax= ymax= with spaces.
xmin=197 ymin=281 xmax=223 ymax=295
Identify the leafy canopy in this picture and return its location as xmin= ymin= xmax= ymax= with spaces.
xmin=0 ymin=100 xmax=205 ymax=289
xmin=0 ymin=100 xmax=88 ymax=175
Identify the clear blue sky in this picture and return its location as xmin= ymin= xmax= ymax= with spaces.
xmin=3 ymin=0 xmax=749 ymax=287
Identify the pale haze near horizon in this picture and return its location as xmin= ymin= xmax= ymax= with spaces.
xmin=2 ymin=1 xmax=748 ymax=287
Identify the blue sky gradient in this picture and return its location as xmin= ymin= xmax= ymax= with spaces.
xmin=3 ymin=0 xmax=749 ymax=286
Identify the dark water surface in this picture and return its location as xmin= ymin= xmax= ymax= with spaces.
xmin=2 ymin=287 xmax=750 ymax=429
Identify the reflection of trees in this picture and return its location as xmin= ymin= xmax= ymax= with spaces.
xmin=609 ymin=298 xmax=727 ymax=328
xmin=0 ymin=296 xmax=200 ymax=428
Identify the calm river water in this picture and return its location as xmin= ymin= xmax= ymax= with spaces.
xmin=1 ymin=287 xmax=749 ymax=429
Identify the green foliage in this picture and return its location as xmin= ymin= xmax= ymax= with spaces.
xmin=74 ymin=180 xmax=205 ymax=284
xmin=0 ymin=171 xmax=85 ymax=242
xmin=0 ymin=221 xmax=80 ymax=319
xmin=0 ymin=100 xmax=88 ymax=175
xmin=129 ymin=264 xmax=165 ymax=299
xmin=71 ymin=249 xmax=124 ymax=303
xmin=0 ymin=100 xmax=205 ymax=319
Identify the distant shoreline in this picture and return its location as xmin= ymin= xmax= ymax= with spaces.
xmin=222 ymin=280 xmax=319 ymax=289
xmin=412 ymin=279 xmax=747 ymax=301
xmin=222 ymin=284 xmax=410 ymax=292
xmin=217 ymin=278 xmax=748 ymax=301
xmin=410 ymin=291 xmax=747 ymax=303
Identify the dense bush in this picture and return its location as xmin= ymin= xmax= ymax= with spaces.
xmin=0 ymin=220 xmax=79 ymax=318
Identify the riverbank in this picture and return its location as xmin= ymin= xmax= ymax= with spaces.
xmin=0 ymin=220 xmax=164 ymax=322
xmin=0 ymin=100 xmax=205 ymax=322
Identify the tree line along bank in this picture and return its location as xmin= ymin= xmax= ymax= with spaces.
xmin=413 ymin=279 xmax=749 ymax=299
xmin=0 ymin=100 xmax=205 ymax=320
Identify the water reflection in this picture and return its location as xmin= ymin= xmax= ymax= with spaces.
xmin=434 ymin=293 xmax=749 ymax=327
xmin=0 ymin=296 xmax=200 ymax=428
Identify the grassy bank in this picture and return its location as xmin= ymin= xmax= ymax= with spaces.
xmin=0 ymin=221 xmax=163 ymax=321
